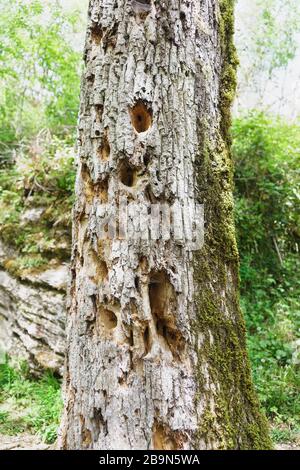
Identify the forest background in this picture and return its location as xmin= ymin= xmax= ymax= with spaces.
xmin=0 ymin=0 xmax=299 ymax=447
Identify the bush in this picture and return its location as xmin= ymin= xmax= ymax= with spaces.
xmin=233 ymin=112 xmax=300 ymax=442
xmin=0 ymin=0 xmax=83 ymax=164
xmin=0 ymin=133 xmax=74 ymax=273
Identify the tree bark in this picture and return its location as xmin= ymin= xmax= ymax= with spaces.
xmin=59 ymin=0 xmax=271 ymax=449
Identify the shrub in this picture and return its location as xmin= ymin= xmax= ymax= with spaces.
xmin=233 ymin=112 xmax=300 ymax=442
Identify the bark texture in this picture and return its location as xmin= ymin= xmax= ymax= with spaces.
xmin=59 ymin=0 xmax=271 ymax=449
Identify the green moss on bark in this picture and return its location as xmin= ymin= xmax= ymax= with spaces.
xmin=192 ymin=0 xmax=272 ymax=450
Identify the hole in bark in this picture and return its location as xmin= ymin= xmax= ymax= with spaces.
xmin=99 ymin=308 xmax=117 ymax=330
xmin=91 ymin=294 xmax=98 ymax=315
xmin=134 ymin=276 xmax=140 ymax=290
xmin=98 ymin=134 xmax=110 ymax=161
xmin=81 ymin=164 xmax=100 ymax=204
xmin=87 ymin=73 xmax=95 ymax=84
xmin=143 ymin=153 xmax=151 ymax=167
xmin=118 ymin=374 xmax=127 ymax=385
xmin=155 ymin=318 xmax=167 ymax=338
xmin=152 ymin=423 xmax=177 ymax=450
xmin=119 ymin=160 xmax=137 ymax=187
xmin=91 ymin=23 xmax=103 ymax=45
xmin=96 ymin=179 xmax=109 ymax=203
xmin=149 ymin=271 xmax=172 ymax=319
xmin=180 ymin=11 xmax=186 ymax=21
xmin=92 ymin=408 xmax=105 ymax=441
xmin=95 ymin=259 xmax=108 ymax=284
xmin=129 ymin=328 xmax=134 ymax=347
xmin=143 ymin=325 xmax=151 ymax=354
xmin=149 ymin=271 xmax=185 ymax=357
xmin=95 ymin=104 xmax=103 ymax=122
xmin=139 ymin=256 xmax=148 ymax=272
xmin=99 ymin=260 xmax=108 ymax=279
xmin=82 ymin=427 xmax=92 ymax=448
xmin=130 ymin=101 xmax=152 ymax=133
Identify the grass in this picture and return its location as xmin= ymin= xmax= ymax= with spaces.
xmin=0 ymin=358 xmax=62 ymax=444
xmin=241 ymin=258 xmax=300 ymax=444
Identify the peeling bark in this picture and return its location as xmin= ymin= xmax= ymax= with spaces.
xmin=59 ymin=0 xmax=271 ymax=449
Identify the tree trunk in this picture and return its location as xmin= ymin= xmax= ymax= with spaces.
xmin=59 ymin=0 xmax=271 ymax=450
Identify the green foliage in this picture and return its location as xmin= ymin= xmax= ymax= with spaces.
xmin=0 ymin=133 xmax=74 ymax=273
xmin=0 ymin=0 xmax=83 ymax=163
xmin=0 ymin=358 xmax=62 ymax=443
xmin=235 ymin=0 xmax=300 ymax=114
xmin=254 ymin=0 xmax=300 ymax=76
xmin=233 ymin=112 xmax=300 ymax=443
xmin=234 ymin=112 xmax=299 ymax=268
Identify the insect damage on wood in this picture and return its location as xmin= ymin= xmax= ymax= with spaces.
xmin=90 ymin=23 xmax=103 ymax=45
xmin=148 ymin=270 xmax=185 ymax=358
xmin=143 ymin=324 xmax=151 ymax=355
xmin=98 ymin=307 xmax=118 ymax=332
xmin=152 ymin=421 xmax=183 ymax=450
xmin=97 ymin=132 xmax=110 ymax=161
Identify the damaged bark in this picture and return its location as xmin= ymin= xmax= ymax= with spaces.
xmin=59 ymin=0 xmax=271 ymax=449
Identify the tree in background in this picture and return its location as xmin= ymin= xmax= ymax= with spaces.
xmin=0 ymin=0 xmax=85 ymax=275
xmin=0 ymin=0 xmax=83 ymax=164
xmin=59 ymin=0 xmax=271 ymax=450
xmin=235 ymin=0 xmax=300 ymax=116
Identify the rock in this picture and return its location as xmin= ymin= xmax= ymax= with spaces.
xmin=0 ymin=240 xmax=14 ymax=264
xmin=0 ymin=267 xmax=66 ymax=375
xmin=24 ymin=264 xmax=69 ymax=291
xmin=0 ymin=434 xmax=52 ymax=450
xmin=20 ymin=207 xmax=45 ymax=224
xmin=291 ymin=339 xmax=300 ymax=365
xmin=276 ymin=443 xmax=300 ymax=450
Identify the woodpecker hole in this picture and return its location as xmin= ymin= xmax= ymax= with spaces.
xmin=95 ymin=104 xmax=103 ymax=121
xmin=130 ymin=101 xmax=152 ymax=133
xmin=129 ymin=328 xmax=134 ymax=347
xmin=119 ymin=160 xmax=137 ymax=187
xmin=149 ymin=271 xmax=173 ymax=320
xmin=99 ymin=308 xmax=117 ymax=331
xmin=152 ymin=423 xmax=177 ymax=450
xmin=149 ymin=271 xmax=184 ymax=356
xmin=143 ymin=325 xmax=151 ymax=355
xmin=91 ymin=23 xmax=103 ymax=45
xmin=143 ymin=153 xmax=151 ymax=167
xmin=96 ymin=178 xmax=109 ymax=203
xmin=96 ymin=259 xmax=108 ymax=283
xmin=98 ymin=135 xmax=110 ymax=161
